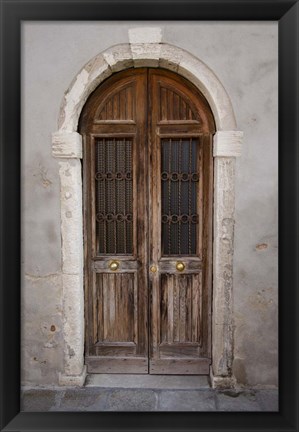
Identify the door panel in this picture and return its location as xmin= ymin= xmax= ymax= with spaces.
xmin=81 ymin=69 xmax=149 ymax=373
xmin=149 ymin=69 xmax=213 ymax=374
xmin=80 ymin=68 xmax=215 ymax=374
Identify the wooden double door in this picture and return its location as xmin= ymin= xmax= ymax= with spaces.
xmin=80 ymin=68 xmax=215 ymax=374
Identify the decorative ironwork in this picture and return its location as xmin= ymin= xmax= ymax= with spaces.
xmin=161 ymin=138 xmax=199 ymax=255
xmin=95 ymin=138 xmax=133 ymax=255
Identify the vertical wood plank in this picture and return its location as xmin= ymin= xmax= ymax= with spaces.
xmin=173 ymin=276 xmax=180 ymax=342
xmin=102 ymin=273 xmax=109 ymax=341
xmin=160 ymin=274 xmax=168 ymax=343
xmin=118 ymin=274 xmax=122 ymax=341
xmin=167 ymin=89 xmax=174 ymax=120
xmin=160 ymin=87 xmax=167 ymax=121
xmin=106 ymin=98 xmax=113 ymax=119
xmin=173 ymin=92 xmax=180 ymax=120
xmin=185 ymin=275 xmax=192 ymax=342
xmin=191 ymin=274 xmax=200 ymax=343
xmin=126 ymin=86 xmax=133 ymax=120
xmin=113 ymin=93 xmax=119 ymax=119
xmin=120 ymin=88 xmax=126 ymax=120
xmin=110 ymin=274 xmax=116 ymax=340
xmin=167 ymin=275 xmax=174 ymax=342
xmin=96 ymin=273 xmax=104 ymax=342
xmin=180 ymin=99 xmax=187 ymax=120
xmin=179 ymin=276 xmax=186 ymax=342
xmin=199 ymin=272 xmax=203 ymax=347
xmin=92 ymin=271 xmax=98 ymax=345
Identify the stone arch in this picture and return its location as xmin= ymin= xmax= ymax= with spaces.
xmin=52 ymin=27 xmax=242 ymax=388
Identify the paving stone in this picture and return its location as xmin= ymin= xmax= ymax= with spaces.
xmin=257 ymin=389 xmax=279 ymax=411
xmin=21 ymin=389 xmax=59 ymax=412
xmin=105 ymin=389 xmax=158 ymax=411
xmin=216 ymin=390 xmax=262 ymax=411
xmin=57 ymin=388 xmax=108 ymax=411
xmin=158 ymin=390 xmax=216 ymax=411
xmin=21 ymin=386 xmax=278 ymax=412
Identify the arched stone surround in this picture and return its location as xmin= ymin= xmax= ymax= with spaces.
xmin=52 ymin=28 xmax=243 ymax=388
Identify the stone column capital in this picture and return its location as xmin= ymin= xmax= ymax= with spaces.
xmin=52 ymin=131 xmax=82 ymax=159
xmin=213 ymin=131 xmax=243 ymax=157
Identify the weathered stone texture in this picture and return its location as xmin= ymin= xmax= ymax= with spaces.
xmin=58 ymin=159 xmax=83 ymax=275
xmin=159 ymin=390 xmax=216 ymax=411
xmin=52 ymin=131 xmax=82 ymax=158
xmin=212 ymin=158 xmax=236 ymax=381
xmin=61 ymin=274 xmax=84 ymax=376
xmin=21 ymin=274 xmax=64 ymax=386
xmin=131 ymin=43 xmax=161 ymax=67
xmin=213 ymin=131 xmax=243 ymax=157
xmin=58 ymin=55 xmax=112 ymax=132
xmin=216 ymin=390 xmax=262 ymax=411
xmin=103 ymin=44 xmax=133 ymax=72
xmin=178 ymin=51 xmax=236 ymax=131
xmin=128 ymin=27 xmax=163 ymax=44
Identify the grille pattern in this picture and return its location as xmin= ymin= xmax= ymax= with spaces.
xmin=95 ymin=138 xmax=133 ymax=255
xmin=161 ymin=138 xmax=199 ymax=255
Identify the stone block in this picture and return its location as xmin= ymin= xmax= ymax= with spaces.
xmin=21 ymin=389 xmax=58 ymax=412
xmin=213 ymin=131 xmax=243 ymax=157
xmin=58 ymin=55 xmax=111 ymax=131
xmin=58 ymin=159 xmax=83 ymax=275
xmin=52 ymin=132 xmax=82 ymax=159
xmin=159 ymin=44 xmax=184 ymax=72
xmin=131 ymin=43 xmax=161 ymax=67
xmin=58 ymin=365 xmax=87 ymax=387
xmin=85 ymin=373 xmax=210 ymax=389
xmin=106 ymin=389 xmax=158 ymax=411
xmin=57 ymin=386 xmax=107 ymax=411
xmin=129 ymin=27 xmax=162 ymax=44
xmin=103 ymin=44 xmax=133 ymax=72
xmin=178 ymin=51 xmax=237 ymax=131
xmin=216 ymin=390 xmax=261 ymax=411
xmin=257 ymin=389 xmax=279 ymax=411
xmin=62 ymin=274 xmax=84 ymax=376
xmin=158 ymin=390 xmax=216 ymax=411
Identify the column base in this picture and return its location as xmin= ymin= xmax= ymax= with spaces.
xmin=59 ymin=365 xmax=87 ymax=387
xmin=210 ymin=367 xmax=236 ymax=389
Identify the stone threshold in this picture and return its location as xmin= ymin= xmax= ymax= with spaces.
xmin=85 ymin=374 xmax=210 ymax=389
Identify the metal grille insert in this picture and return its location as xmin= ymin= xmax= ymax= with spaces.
xmin=161 ymin=138 xmax=199 ymax=255
xmin=95 ymin=138 xmax=133 ymax=255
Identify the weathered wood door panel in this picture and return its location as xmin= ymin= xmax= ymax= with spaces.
xmin=80 ymin=68 xmax=215 ymax=374
xmin=149 ymin=70 xmax=214 ymax=374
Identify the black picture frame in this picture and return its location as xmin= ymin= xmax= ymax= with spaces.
xmin=0 ymin=1 xmax=298 ymax=431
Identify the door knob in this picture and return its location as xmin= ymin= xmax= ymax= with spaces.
xmin=176 ymin=261 xmax=185 ymax=272
xmin=150 ymin=264 xmax=157 ymax=273
xmin=109 ymin=260 xmax=119 ymax=271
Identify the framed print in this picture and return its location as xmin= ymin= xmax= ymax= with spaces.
xmin=1 ymin=1 xmax=298 ymax=431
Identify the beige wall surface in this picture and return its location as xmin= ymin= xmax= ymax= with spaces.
xmin=22 ymin=21 xmax=278 ymax=387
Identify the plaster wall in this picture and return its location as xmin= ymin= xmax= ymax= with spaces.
xmin=22 ymin=21 xmax=278 ymax=386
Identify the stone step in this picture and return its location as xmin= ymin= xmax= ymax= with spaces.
xmin=85 ymin=374 xmax=210 ymax=389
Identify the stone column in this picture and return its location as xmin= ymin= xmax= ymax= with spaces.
xmin=52 ymin=131 xmax=86 ymax=386
xmin=211 ymin=131 xmax=243 ymax=389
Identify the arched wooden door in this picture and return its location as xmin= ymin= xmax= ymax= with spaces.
xmin=80 ymin=68 xmax=215 ymax=374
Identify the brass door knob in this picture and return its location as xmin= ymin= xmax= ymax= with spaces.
xmin=109 ymin=260 xmax=119 ymax=271
xmin=176 ymin=261 xmax=185 ymax=272
xmin=150 ymin=264 xmax=157 ymax=273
